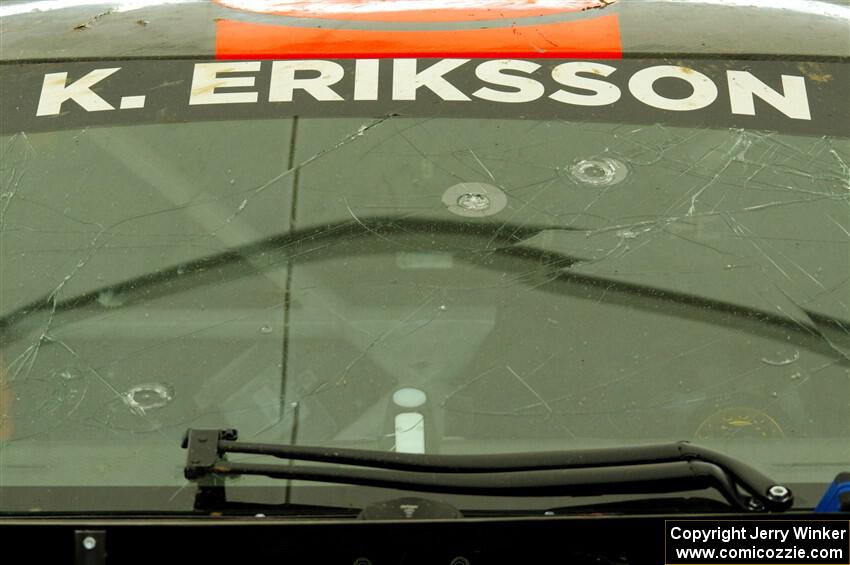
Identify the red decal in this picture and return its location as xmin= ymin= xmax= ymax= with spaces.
xmin=214 ymin=0 xmax=612 ymax=22
xmin=215 ymin=15 xmax=622 ymax=59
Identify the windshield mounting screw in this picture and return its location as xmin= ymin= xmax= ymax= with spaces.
xmin=456 ymin=192 xmax=491 ymax=211
xmin=767 ymin=485 xmax=791 ymax=501
xmin=82 ymin=536 xmax=97 ymax=551
xmin=745 ymin=497 xmax=764 ymax=511
xmin=442 ymin=182 xmax=507 ymax=217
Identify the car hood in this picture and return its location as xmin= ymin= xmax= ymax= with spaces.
xmin=1 ymin=0 xmax=848 ymax=61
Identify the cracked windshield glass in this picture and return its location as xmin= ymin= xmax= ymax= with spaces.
xmin=0 ymin=54 xmax=848 ymax=511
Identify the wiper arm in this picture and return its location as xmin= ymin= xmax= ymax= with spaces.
xmin=181 ymin=428 xmax=793 ymax=513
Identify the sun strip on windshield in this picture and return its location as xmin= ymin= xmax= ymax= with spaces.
xmin=0 ymin=58 xmax=846 ymax=136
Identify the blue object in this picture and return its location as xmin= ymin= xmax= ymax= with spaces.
xmin=815 ymin=473 xmax=850 ymax=512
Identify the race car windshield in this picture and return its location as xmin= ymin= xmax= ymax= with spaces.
xmin=0 ymin=56 xmax=847 ymax=514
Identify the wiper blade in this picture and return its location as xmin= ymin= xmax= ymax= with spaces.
xmin=181 ymin=429 xmax=793 ymax=513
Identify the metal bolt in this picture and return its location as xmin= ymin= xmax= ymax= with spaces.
xmin=442 ymin=182 xmax=507 ymax=218
xmin=768 ymin=485 xmax=790 ymax=499
xmin=456 ymin=193 xmax=490 ymax=211
xmin=747 ymin=498 xmax=765 ymax=512
xmin=82 ymin=536 xmax=97 ymax=550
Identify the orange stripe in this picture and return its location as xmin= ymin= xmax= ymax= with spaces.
xmin=216 ymin=15 xmax=622 ymax=59
xmin=214 ymin=0 xmax=609 ymax=22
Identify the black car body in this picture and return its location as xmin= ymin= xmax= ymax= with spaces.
xmin=0 ymin=1 xmax=848 ymax=562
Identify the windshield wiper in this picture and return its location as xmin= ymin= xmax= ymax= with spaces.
xmin=181 ymin=428 xmax=793 ymax=513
